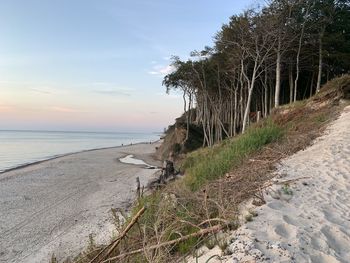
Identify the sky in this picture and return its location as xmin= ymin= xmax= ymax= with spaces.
xmin=0 ymin=0 xmax=250 ymax=132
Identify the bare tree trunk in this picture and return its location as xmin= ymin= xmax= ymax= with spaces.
xmin=316 ymin=27 xmax=325 ymax=93
xmin=309 ymin=71 xmax=315 ymax=97
xmin=234 ymin=88 xmax=238 ymax=136
xmin=261 ymin=87 xmax=264 ymax=118
xmin=269 ymin=78 xmax=274 ymax=111
xmin=289 ymin=65 xmax=294 ymax=104
xmin=294 ymin=4 xmax=309 ymax=102
xmin=274 ymin=38 xmax=281 ymax=107
xmin=242 ymin=85 xmax=253 ymax=133
xmin=183 ymin=91 xmax=189 ymax=141
xmin=186 ymin=93 xmax=192 ymax=141
xmin=242 ymin=60 xmax=258 ymax=133
xmin=264 ymin=67 xmax=268 ymax=117
xmin=264 ymin=85 xmax=268 ymax=117
xmin=230 ymin=88 xmax=234 ymax=137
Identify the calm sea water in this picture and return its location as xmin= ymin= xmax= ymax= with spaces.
xmin=0 ymin=130 xmax=160 ymax=172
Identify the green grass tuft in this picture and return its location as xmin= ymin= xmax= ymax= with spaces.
xmin=181 ymin=121 xmax=283 ymax=191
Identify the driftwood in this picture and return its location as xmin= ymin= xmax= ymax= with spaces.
xmin=136 ymin=177 xmax=141 ymax=199
xmin=274 ymin=176 xmax=311 ymax=185
xmin=147 ymin=162 xmax=181 ymax=189
xmin=101 ymin=224 xmax=224 ymax=262
xmin=88 ymin=206 xmax=145 ymax=263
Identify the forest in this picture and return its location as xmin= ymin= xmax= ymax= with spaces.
xmin=163 ymin=0 xmax=350 ymax=146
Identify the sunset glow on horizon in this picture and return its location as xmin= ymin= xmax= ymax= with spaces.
xmin=0 ymin=0 xmax=248 ymax=132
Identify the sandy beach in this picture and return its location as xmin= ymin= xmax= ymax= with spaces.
xmin=0 ymin=142 xmax=161 ymax=263
xmin=190 ymin=106 xmax=350 ymax=263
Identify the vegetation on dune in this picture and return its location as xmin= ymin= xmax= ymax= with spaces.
xmin=181 ymin=121 xmax=283 ymax=191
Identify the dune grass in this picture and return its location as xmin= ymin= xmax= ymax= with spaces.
xmin=181 ymin=121 xmax=284 ymax=191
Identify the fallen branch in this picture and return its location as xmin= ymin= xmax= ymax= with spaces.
xmin=88 ymin=206 xmax=145 ymax=263
xmin=197 ymin=218 xmax=229 ymax=227
xmin=101 ymin=224 xmax=224 ymax=262
xmin=274 ymin=176 xmax=311 ymax=185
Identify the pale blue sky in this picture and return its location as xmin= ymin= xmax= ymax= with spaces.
xmin=0 ymin=0 xmax=250 ymax=132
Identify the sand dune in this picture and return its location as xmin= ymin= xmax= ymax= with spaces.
xmin=0 ymin=142 xmax=161 ymax=263
xmin=226 ymin=106 xmax=350 ymax=263
xmin=193 ymin=106 xmax=350 ymax=263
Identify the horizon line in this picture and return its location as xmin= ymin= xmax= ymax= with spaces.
xmin=0 ymin=129 xmax=162 ymax=134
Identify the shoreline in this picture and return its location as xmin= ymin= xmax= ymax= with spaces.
xmin=0 ymin=141 xmax=162 ymax=263
xmin=0 ymin=140 xmax=160 ymax=175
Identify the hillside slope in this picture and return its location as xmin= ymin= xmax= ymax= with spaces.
xmin=190 ymin=106 xmax=350 ymax=262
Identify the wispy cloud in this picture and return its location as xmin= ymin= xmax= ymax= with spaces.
xmin=0 ymin=104 xmax=13 ymax=111
xmin=30 ymin=88 xmax=53 ymax=94
xmin=0 ymin=81 xmax=64 ymax=95
xmin=93 ymin=89 xmax=131 ymax=96
xmin=88 ymin=82 xmax=133 ymax=97
xmin=148 ymin=65 xmax=175 ymax=76
xmin=155 ymin=92 xmax=181 ymax=99
xmin=50 ymin=106 xmax=85 ymax=113
xmin=0 ymin=50 xmax=124 ymax=67
xmin=74 ymin=82 xmax=133 ymax=97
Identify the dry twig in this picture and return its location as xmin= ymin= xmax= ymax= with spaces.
xmin=101 ymin=224 xmax=224 ymax=262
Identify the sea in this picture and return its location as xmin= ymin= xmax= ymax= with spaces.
xmin=0 ymin=130 xmax=160 ymax=173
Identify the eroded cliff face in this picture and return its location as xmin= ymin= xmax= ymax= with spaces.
xmin=156 ymin=123 xmax=187 ymax=161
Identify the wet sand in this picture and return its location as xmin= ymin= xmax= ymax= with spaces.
xmin=0 ymin=141 xmax=161 ymax=263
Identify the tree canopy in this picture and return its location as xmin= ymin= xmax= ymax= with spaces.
xmin=164 ymin=0 xmax=350 ymax=146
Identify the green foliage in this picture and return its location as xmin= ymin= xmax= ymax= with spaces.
xmin=181 ymin=121 xmax=283 ymax=191
xmin=172 ymin=143 xmax=182 ymax=155
xmin=245 ymin=214 xmax=253 ymax=222
xmin=183 ymin=124 xmax=204 ymax=152
xmin=177 ymin=235 xmax=199 ymax=255
xmin=281 ymin=184 xmax=293 ymax=195
xmin=315 ymin=114 xmax=327 ymax=123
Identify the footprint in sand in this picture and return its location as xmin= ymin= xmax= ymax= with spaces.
xmin=274 ymin=223 xmax=296 ymax=239
xmin=323 ymin=210 xmax=344 ymax=226
xmin=310 ymin=252 xmax=343 ymax=263
xmin=267 ymin=201 xmax=284 ymax=210
xmin=310 ymin=233 xmax=329 ymax=251
xmin=282 ymin=215 xmax=300 ymax=227
xmin=321 ymin=225 xmax=350 ymax=258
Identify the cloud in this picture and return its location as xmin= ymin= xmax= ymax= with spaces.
xmin=30 ymin=88 xmax=53 ymax=94
xmin=0 ymin=104 xmax=13 ymax=112
xmin=148 ymin=65 xmax=175 ymax=76
xmin=155 ymin=92 xmax=181 ymax=99
xmin=81 ymin=82 xmax=133 ymax=97
xmin=94 ymin=89 xmax=131 ymax=96
xmin=50 ymin=106 xmax=84 ymax=113
xmin=0 ymin=81 xmax=65 ymax=95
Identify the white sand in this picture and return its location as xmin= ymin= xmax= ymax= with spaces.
xmin=119 ymin=154 xmax=156 ymax=168
xmin=190 ymin=106 xmax=350 ymax=263
xmin=0 ymin=142 xmax=161 ymax=263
